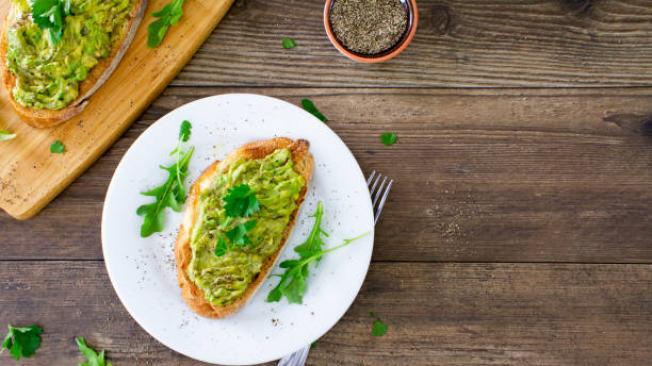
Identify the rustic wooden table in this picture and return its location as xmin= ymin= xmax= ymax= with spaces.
xmin=2 ymin=0 xmax=652 ymax=365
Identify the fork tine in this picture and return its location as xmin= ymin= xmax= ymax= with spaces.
xmin=369 ymin=173 xmax=383 ymax=197
xmin=374 ymin=179 xmax=392 ymax=224
xmin=372 ymin=176 xmax=388 ymax=208
xmin=367 ymin=170 xmax=377 ymax=186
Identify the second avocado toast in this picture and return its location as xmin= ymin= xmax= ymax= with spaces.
xmin=0 ymin=0 xmax=147 ymax=128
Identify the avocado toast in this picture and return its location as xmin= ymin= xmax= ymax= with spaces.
xmin=175 ymin=138 xmax=314 ymax=318
xmin=0 ymin=0 xmax=147 ymax=128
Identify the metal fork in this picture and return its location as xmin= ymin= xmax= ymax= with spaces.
xmin=277 ymin=171 xmax=393 ymax=366
xmin=366 ymin=170 xmax=393 ymax=224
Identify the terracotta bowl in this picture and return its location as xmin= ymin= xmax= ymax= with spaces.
xmin=324 ymin=0 xmax=418 ymax=63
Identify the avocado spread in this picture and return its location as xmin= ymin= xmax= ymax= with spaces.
xmin=6 ymin=0 xmax=134 ymax=110
xmin=189 ymin=148 xmax=306 ymax=306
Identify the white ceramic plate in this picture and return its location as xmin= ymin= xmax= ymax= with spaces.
xmin=102 ymin=94 xmax=374 ymax=365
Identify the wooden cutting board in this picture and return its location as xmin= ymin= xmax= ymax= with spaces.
xmin=0 ymin=0 xmax=234 ymax=219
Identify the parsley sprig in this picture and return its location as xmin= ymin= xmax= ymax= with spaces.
xmin=267 ymin=202 xmax=367 ymax=304
xmin=224 ymin=184 xmax=260 ymax=217
xmin=225 ymin=219 xmax=258 ymax=247
xmin=214 ymin=236 xmax=228 ymax=257
xmin=147 ymin=0 xmax=184 ymax=48
xmin=76 ymin=337 xmax=112 ymax=366
xmin=137 ymin=120 xmax=194 ymax=237
xmin=214 ymin=184 xmax=260 ymax=257
xmin=1 ymin=324 xmax=43 ymax=360
xmin=32 ymin=0 xmax=71 ymax=44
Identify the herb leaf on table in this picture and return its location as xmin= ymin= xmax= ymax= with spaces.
xmin=50 ymin=140 xmax=65 ymax=154
xmin=1 ymin=324 xmax=43 ymax=360
xmin=301 ymin=99 xmax=328 ymax=122
xmin=137 ymin=121 xmax=194 ymax=237
xmin=380 ymin=132 xmax=397 ymax=146
xmin=282 ymin=37 xmax=296 ymax=49
xmin=267 ymin=202 xmax=367 ymax=304
xmin=147 ymin=0 xmax=184 ymax=48
xmin=76 ymin=337 xmax=112 ymax=366
xmin=370 ymin=312 xmax=388 ymax=336
xmin=0 ymin=130 xmax=16 ymax=141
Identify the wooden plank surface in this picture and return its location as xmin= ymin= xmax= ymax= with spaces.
xmin=4 ymin=0 xmax=652 ymax=219
xmin=0 ymin=262 xmax=650 ymax=366
xmin=0 ymin=0 xmax=235 ymax=220
xmin=173 ymin=0 xmax=652 ymax=87
xmin=2 ymin=0 xmax=652 ymax=365
xmin=2 ymin=87 xmax=650 ymax=263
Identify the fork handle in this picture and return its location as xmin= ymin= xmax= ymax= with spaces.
xmin=277 ymin=345 xmax=310 ymax=366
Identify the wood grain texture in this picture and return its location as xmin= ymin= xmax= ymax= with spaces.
xmin=1 ymin=87 xmax=650 ymax=263
xmin=1 ymin=1 xmax=651 ymax=365
xmin=0 ymin=0 xmax=235 ymax=220
xmin=4 ymin=0 xmax=652 ymax=215
xmin=172 ymin=0 xmax=652 ymax=87
xmin=0 ymin=261 xmax=650 ymax=365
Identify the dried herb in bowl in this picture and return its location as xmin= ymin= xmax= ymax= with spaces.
xmin=330 ymin=0 xmax=409 ymax=55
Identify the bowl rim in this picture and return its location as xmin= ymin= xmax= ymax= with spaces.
xmin=323 ymin=0 xmax=419 ymax=63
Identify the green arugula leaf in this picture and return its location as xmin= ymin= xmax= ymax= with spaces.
xmin=147 ymin=0 xmax=184 ymax=48
xmin=267 ymin=202 xmax=367 ymax=304
xmin=32 ymin=0 xmax=71 ymax=44
xmin=380 ymin=132 xmax=397 ymax=146
xmin=137 ymin=121 xmax=194 ymax=237
xmin=225 ymin=220 xmax=257 ymax=247
xmin=1 ymin=324 xmax=43 ymax=360
xmin=267 ymin=233 xmax=367 ymax=304
xmin=137 ymin=146 xmax=193 ymax=236
xmin=223 ymin=184 xmax=260 ymax=218
xmin=0 ymin=130 xmax=16 ymax=141
xmin=282 ymin=37 xmax=296 ymax=49
xmin=214 ymin=236 xmax=228 ymax=257
xmin=301 ymin=99 xmax=328 ymax=122
xmin=179 ymin=120 xmax=192 ymax=142
xmin=50 ymin=140 xmax=65 ymax=154
xmin=293 ymin=202 xmax=328 ymax=258
xmin=75 ymin=337 xmax=112 ymax=366
xmin=370 ymin=312 xmax=388 ymax=336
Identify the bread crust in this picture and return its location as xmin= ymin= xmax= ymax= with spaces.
xmin=0 ymin=0 xmax=147 ymax=128
xmin=175 ymin=138 xmax=314 ymax=318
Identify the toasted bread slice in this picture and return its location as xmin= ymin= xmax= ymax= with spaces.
xmin=0 ymin=0 xmax=147 ymax=128
xmin=175 ymin=138 xmax=314 ymax=318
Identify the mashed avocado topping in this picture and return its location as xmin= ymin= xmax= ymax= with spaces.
xmin=189 ymin=148 xmax=306 ymax=306
xmin=6 ymin=0 xmax=134 ymax=110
